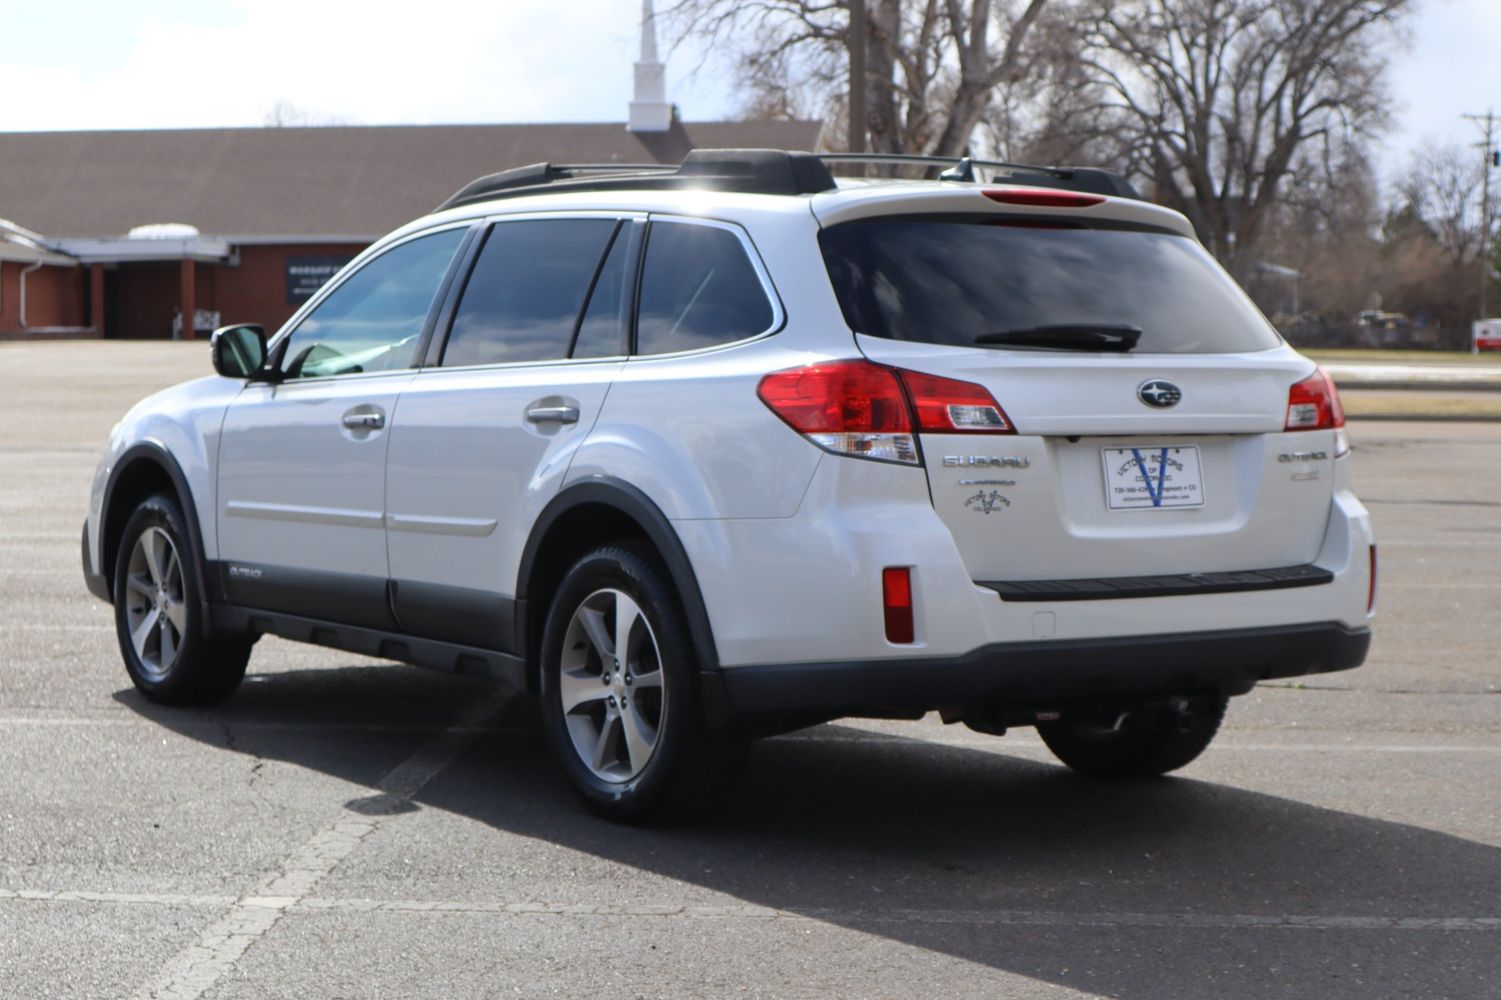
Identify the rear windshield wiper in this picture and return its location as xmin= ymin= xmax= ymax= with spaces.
xmin=974 ymin=324 xmax=1142 ymax=352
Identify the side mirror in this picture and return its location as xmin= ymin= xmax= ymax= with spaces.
xmin=210 ymin=324 xmax=268 ymax=379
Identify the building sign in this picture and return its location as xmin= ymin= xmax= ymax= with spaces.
xmin=1474 ymin=319 xmax=1501 ymax=353
xmin=285 ymin=256 xmax=353 ymax=305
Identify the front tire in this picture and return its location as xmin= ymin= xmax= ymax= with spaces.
xmin=113 ymin=494 xmax=251 ymax=705
xmin=539 ymin=543 xmax=743 ymax=823
xmin=1037 ymin=697 xmax=1227 ymax=778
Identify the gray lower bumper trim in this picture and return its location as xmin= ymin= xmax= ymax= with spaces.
xmin=711 ymin=621 xmax=1370 ymax=719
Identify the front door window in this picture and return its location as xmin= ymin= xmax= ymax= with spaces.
xmin=278 ymin=228 xmax=465 ymax=379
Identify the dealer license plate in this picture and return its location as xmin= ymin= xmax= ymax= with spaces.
xmin=1102 ymin=445 xmax=1205 ymax=510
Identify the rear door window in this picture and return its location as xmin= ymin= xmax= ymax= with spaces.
xmin=635 ymin=221 xmax=776 ymax=355
xmin=819 ymin=217 xmax=1282 ymax=354
xmin=442 ymin=218 xmax=618 ymax=367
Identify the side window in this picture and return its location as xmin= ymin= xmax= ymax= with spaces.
xmin=441 ymin=219 xmax=618 ymax=367
xmin=279 ymin=228 xmax=464 ymax=379
xmin=635 ymin=222 xmax=775 ymax=355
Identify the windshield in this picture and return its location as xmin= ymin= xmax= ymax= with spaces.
xmin=818 ymin=216 xmax=1282 ymax=354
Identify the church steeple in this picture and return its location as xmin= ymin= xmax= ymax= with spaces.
xmin=628 ymin=0 xmax=673 ymax=133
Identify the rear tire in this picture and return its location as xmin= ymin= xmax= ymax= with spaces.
xmin=1037 ymin=697 xmax=1227 ymax=778
xmin=113 ymin=494 xmax=251 ymax=705
xmin=539 ymin=543 xmax=744 ymax=823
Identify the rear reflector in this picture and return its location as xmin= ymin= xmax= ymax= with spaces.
xmin=983 ymin=188 xmax=1106 ymax=208
xmin=882 ymin=567 xmax=914 ymax=643
xmin=1286 ymin=368 xmax=1345 ymax=431
xmin=1368 ymin=545 xmax=1378 ymax=613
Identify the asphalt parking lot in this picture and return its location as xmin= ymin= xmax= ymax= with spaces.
xmin=2 ymin=340 xmax=1498 ymax=999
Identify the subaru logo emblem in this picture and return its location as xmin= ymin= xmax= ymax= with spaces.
xmin=1137 ymin=379 xmax=1182 ymax=408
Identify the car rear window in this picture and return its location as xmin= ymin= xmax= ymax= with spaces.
xmin=818 ymin=217 xmax=1282 ymax=354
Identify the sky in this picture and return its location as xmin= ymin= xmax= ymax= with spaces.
xmin=0 ymin=0 xmax=1495 ymax=187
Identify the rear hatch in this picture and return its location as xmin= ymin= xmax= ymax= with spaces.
xmin=815 ymin=200 xmax=1335 ymax=584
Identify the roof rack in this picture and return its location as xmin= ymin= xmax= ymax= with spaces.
xmin=436 ymin=148 xmax=1139 ymax=211
xmin=437 ymin=150 xmax=839 ymax=211
xmin=818 ymin=153 xmax=1141 ymax=199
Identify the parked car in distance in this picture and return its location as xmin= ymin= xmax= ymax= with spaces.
xmin=83 ymin=150 xmax=1375 ymax=821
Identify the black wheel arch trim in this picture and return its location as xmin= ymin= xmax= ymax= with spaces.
xmin=517 ymin=476 xmax=720 ymax=672
xmin=101 ymin=441 xmax=215 ymax=636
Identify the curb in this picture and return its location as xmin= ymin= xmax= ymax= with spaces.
xmin=1346 ymin=413 xmax=1501 ymax=423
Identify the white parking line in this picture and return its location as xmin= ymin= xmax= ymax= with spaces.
xmin=0 ymin=714 xmax=525 ymax=736
xmin=0 ymin=888 xmax=234 ymax=908
xmin=128 ymin=693 xmax=506 ymax=1000
xmin=776 ymin=732 xmax=1501 ymax=753
xmin=0 ymin=713 xmax=1496 ymax=755
xmin=293 ymin=899 xmax=1501 ymax=932
xmin=6 ymin=889 xmax=1497 ymax=933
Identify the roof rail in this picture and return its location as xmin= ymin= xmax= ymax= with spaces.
xmin=435 ymin=148 xmax=1139 ymax=211
xmin=436 ymin=149 xmax=838 ymax=211
xmin=817 ymin=153 xmax=1142 ymax=200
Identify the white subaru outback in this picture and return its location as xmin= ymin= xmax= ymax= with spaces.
xmin=83 ymin=150 xmax=1375 ymax=820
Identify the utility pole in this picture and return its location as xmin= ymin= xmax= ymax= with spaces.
xmin=1463 ymin=109 xmax=1497 ymax=321
xmin=849 ymin=1 xmax=866 ymax=154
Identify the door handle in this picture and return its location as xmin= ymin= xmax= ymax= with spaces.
xmin=525 ymin=404 xmax=580 ymax=424
xmin=342 ymin=410 xmax=385 ymax=430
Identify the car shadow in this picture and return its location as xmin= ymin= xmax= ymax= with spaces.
xmin=116 ymin=665 xmax=1501 ymax=999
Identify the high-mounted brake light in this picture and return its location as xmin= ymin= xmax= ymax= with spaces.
xmin=757 ymin=360 xmax=1013 ymax=464
xmin=983 ymin=188 xmax=1106 ymax=208
xmin=1285 ymin=367 xmax=1345 ymax=431
xmin=882 ymin=567 xmax=915 ymax=644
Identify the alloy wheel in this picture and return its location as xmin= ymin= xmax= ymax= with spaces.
xmin=557 ymin=587 xmax=666 ymax=783
xmin=122 ymin=526 xmax=187 ymax=680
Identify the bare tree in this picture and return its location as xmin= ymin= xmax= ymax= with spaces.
xmin=663 ymin=1 xmax=1049 ymax=157
xmin=1073 ymin=0 xmax=1411 ymax=273
xmin=1377 ymin=140 xmax=1499 ymax=328
xmin=1396 ymin=141 xmax=1496 ymax=271
xmin=262 ymin=99 xmax=355 ymax=128
xmin=1250 ymin=142 xmax=1383 ymax=320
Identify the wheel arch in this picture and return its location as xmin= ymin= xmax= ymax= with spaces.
xmin=516 ymin=477 xmax=720 ymax=690
xmin=101 ymin=443 xmax=215 ymax=633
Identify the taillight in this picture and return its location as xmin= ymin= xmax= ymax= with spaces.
xmin=1368 ymin=545 xmax=1378 ymax=613
xmin=983 ymin=188 xmax=1105 ymax=208
xmin=756 ymin=359 xmax=917 ymax=464
xmin=757 ymin=359 xmax=1011 ymax=464
xmin=899 ymin=369 xmax=1013 ymax=434
xmin=882 ymin=567 xmax=914 ymax=643
xmin=1285 ymin=368 xmax=1345 ymax=431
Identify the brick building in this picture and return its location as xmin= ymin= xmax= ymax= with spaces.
xmin=0 ymin=8 xmax=820 ymax=340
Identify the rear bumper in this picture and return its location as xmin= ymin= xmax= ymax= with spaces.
xmin=710 ymin=621 xmax=1370 ymax=720
xmin=82 ymin=521 xmax=110 ymax=603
